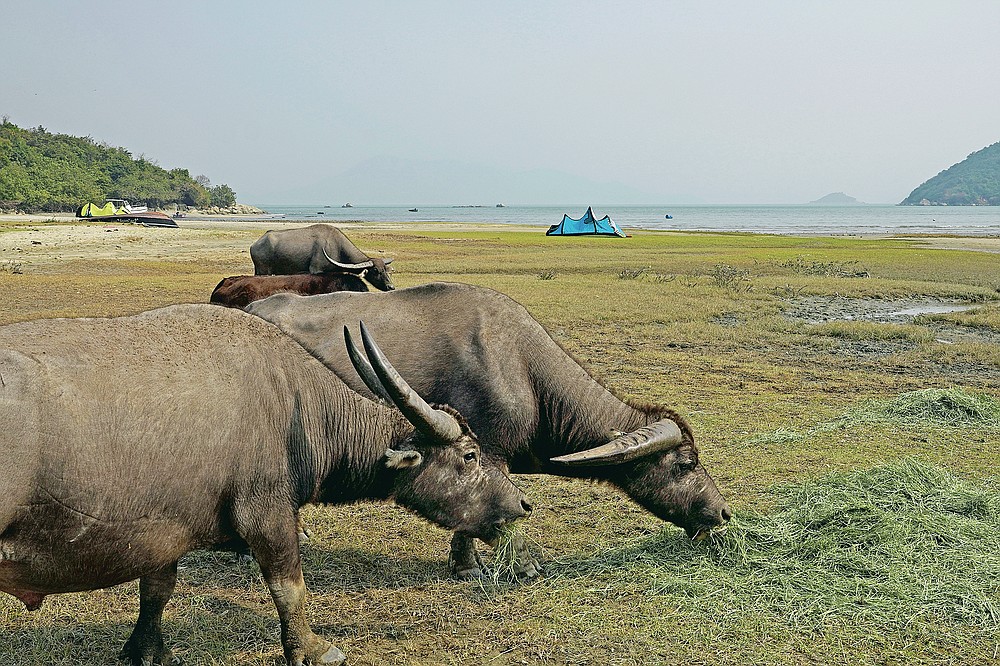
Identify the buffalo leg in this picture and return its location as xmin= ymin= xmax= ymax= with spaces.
xmin=449 ymin=532 xmax=484 ymax=579
xmin=119 ymin=561 xmax=179 ymax=666
xmin=449 ymin=533 xmax=543 ymax=580
xmin=243 ymin=512 xmax=344 ymax=666
xmin=509 ymin=532 xmax=544 ymax=579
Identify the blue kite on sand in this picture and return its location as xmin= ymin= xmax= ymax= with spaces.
xmin=546 ymin=206 xmax=626 ymax=237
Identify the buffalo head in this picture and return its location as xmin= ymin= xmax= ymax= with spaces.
xmin=550 ymin=419 xmax=730 ymax=539
xmin=321 ymin=249 xmax=395 ymax=291
xmin=363 ymin=258 xmax=394 ymax=291
xmin=345 ymin=323 xmax=530 ymax=543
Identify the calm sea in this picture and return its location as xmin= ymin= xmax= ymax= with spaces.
xmin=254 ymin=204 xmax=1000 ymax=237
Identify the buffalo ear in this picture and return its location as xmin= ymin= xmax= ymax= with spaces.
xmin=385 ymin=449 xmax=422 ymax=469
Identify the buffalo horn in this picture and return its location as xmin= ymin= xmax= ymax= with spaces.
xmin=549 ymin=420 xmax=684 ymax=466
xmin=342 ymin=326 xmax=394 ymax=405
xmin=350 ymin=321 xmax=463 ymax=442
xmin=322 ymin=246 xmax=373 ymax=271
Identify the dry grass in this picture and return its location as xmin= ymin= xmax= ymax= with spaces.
xmin=1 ymin=222 xmax=998 ymax=664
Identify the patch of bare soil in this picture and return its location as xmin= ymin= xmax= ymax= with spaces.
xmin=777 ymin=296 xmax=1000 ymax=387
xmin=783 ymin=296 xmax=974 ymax=324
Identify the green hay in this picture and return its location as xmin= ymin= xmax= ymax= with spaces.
xmin=489 ymin=522 xmax=523 ymax=586
xmin=746 ymin=388 xmax=1000 ymax=445
xmin=838 ymin=387 xmax=1000 ymax=429
xmin=712 ymin=458 xmax=998 ymax=628
xmin=743 ymin=426 xmax=806 ymax=446
xmin=552 ymin=458 xmax=999 ymax=639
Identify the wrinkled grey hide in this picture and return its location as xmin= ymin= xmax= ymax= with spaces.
xmin=247 ymin=282 xmax=731 ymax=578
xmin=250 ymin=223 xmax=394 ymax=291
xmin=0 ymin=304 xmax=528 ymax=665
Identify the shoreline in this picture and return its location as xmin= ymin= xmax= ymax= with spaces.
xmin=2 ymin=213 xmax=999 ymax=254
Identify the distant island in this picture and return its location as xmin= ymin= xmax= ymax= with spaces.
xmin=901 ymin=141 xmax=1000 ymax=206
xmin=0 ymin=119 xmax=239 ymax=213
xmin=808 ymin=192 xmax=865 ymax=205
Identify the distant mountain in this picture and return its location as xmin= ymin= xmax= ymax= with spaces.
xmin=809 ymin=192 xmax=864 ymax=205
xmin=271 ymin=156 xmax=668 ymax=205
xmin=901 ymin=141 xmax=1000 ymax=206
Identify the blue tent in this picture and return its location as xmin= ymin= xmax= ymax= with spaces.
xmin=546 ymin=206 xmax=626 ymax=237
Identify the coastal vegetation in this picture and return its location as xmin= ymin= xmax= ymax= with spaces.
xmin=0 ymin=119 xmax=237 ymax=212
xmin=0 ymin=223 xmax=998 ymax=664
xmin=902 ymin=140 xmax=1000 ymax=206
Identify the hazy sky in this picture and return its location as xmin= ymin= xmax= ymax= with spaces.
xmin=4 ymin=1 xmax=999 ymax=204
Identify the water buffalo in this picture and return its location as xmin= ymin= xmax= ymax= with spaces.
xmin=246 ymin=282 xmax=731 ymax=579
xmin=0 ymin=305 xmax=529 ymax=665
xmin=210 ymin=272 xmax=369 ymax=309
xmin=250 ymin=223 xmax=395 ymax=291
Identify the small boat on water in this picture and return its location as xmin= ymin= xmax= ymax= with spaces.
xmin=342 ymin=203 xmax=353 ymax=208
xmin=496 ymin=203 xmax=505 ymax=208
xmin=408 ymin=208 xmax=418 ymax=212
xmin=664 ymin=214 xmax=673 ymax=219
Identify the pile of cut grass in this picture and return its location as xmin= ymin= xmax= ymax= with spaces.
xmin=707 ymin=458 xmax=999 ymax=633
xmin=746 ymin=388 xmax=1000 ymax=446
xmin=836 ymin=387 xmax=1000 ymax=429
xmin=549 ymin=458 xmax=999 ymax=641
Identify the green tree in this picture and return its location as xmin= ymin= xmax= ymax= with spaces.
xmin=210 ymin=184 xmax=236 ymax=207
xmin=0 ymin=120 xmax=239 ymax=212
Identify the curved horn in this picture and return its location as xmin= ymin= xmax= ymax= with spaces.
xmin=382 ymin=257 xmax=393 ymax=265
xmin=355 ymin=321 xmax=463 ymax=442
xmin=343 ymin=326 xmax=393 ymax=405
xmin=549 ymin=420 xmax=684 ymax=466
xmin=322 ymin=246 xmax=373 ymax=271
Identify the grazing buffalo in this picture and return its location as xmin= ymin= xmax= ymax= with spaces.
xmin=0 ymin=305 xmax=529 ymax=665
xmin=210 ymin=272 xmax=369 ymax=309
xmin=247 ymin=282 xmax=731 ymax=579
xmin=250 ymin=224 xmax=395 ymax=291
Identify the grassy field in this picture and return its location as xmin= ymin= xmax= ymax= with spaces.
xmin=1 ymin=220 xmax=998 ymax=665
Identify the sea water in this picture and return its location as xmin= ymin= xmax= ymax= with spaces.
xmin=255 ymin=204 xmax=1000 ymax=237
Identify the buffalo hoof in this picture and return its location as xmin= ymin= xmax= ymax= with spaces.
xmin=234 ymin=551 xmax=255 ymax=565
xmin=454 ymin=564 xmax=485 ymax=580
xmin=511 ymin=534 xmax=544 ymax=579
xmin=289 ymin=643 xmax=346 ymax=666
xmin=118 ymin=643 xmax=180 ymax=666
xmin=513 ymin=559 xmax=543 ymax=579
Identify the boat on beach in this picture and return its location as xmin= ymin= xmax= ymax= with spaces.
xmin=76 ymin=199 xmax=178 ymax=227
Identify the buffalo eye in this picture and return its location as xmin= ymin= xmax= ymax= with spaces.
xmin=463 ymin=451 xmax=478 ymax=463
xmin=676 ymin=458 xmax=698 ymax=473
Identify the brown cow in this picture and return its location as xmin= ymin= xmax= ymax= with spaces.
xmin=210 ymin=272 xmax=369 ymax=309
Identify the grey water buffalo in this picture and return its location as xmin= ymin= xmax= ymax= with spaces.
xmin=0 ymin=305 xmax=529 ymax=665
xmin=211 ymin=272 xmax=369 ymax=309
xmin=250 ymin=223 xmax=395 ymax=291
xmin=246 ymin=282 xmax=731 ymax=579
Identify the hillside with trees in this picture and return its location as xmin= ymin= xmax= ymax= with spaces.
xmin=0 ymin=119 xmax=237 ymax=212
xmin=901 ymin=141 xmax=1000 ymax=205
